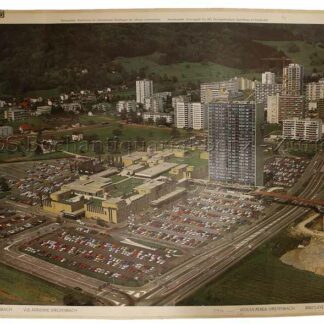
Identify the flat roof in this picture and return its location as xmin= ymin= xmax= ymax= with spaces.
xmin=63 ymin=177 xmax=112 ymax=194
xmin=135 ymin=179 xmax=166 ymax=191
xmin=135 ymin=162 xmax=177 ymax=178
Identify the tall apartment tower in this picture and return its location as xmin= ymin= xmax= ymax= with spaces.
xmin=283 ymin=63 xmax=304 ymax=95
xmin=175 ymin=102 xmax=207 ymax=130
xmin=136 ymin=79 xmax=153 ymax=104
xmin=262 ymin=72 xmax=276 ymax=85
xmin=208 ymin=101 xmax=263 ymax=186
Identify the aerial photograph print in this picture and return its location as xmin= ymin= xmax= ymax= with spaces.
xmin=1 ymin=10 xmax=324 ymax=313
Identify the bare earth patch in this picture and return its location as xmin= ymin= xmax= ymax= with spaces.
xmin=281 ymin=238 xmax=324 ymax=276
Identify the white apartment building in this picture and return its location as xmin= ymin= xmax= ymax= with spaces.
xmin=262 ymin=72 xmax=276 ymax=85
xmin=116 ymin=100 xmax=136 ymax=113
xmin=136 ymin=79 xmax=153 ymax=104
xmin=143 ymin=112 xmax=173 ymax=124
xmin=175 ymin=101 xmax=190 ymax=129
xmin=175 ymin=102 xmax=206 ymax=130
xmin=4 ymin=108 xmax=29 ymax=121
xmin=283 ymin=118 xmax=322 ymax=142
xmin=191 ymin=103 xmax=207 ymax=130
xmin=306 ymin=79 xmax=324 ymax=101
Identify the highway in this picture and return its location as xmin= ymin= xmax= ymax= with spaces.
xmin=135 ymin=152 xmax=324 ymax=305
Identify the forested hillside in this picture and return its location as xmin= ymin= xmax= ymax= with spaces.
xmin=0 ymin=23 xmax=324 ymax=95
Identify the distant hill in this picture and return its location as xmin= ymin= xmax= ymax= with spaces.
xmin=0 ymin=23 xmax=324 ymax=96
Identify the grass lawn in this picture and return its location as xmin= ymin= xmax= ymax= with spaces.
xmin=0 ymin=263 xmax=70 ymax=305
xmin=256 ymin=40 xmax=324 ymax=73
xmin=109 ymin=178 xmax=144 ymax=197
xmin=110 ymin=174 xmax=128 ymax=183
xmin=169 ymin=150 xmax=207 ymax=167
xmin=179 ymin=231 xmax=324 ymax=306
xmin=79 ymin=114 xmax=117 ymax=125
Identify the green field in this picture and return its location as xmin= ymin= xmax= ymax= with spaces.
xmin=116 ymin=53 xmax=260 ymax=89
xmin=257 ymin=40 xmax=324 ymax=73
xmin=180 ymin=231 xmax=324 ymax=306
xmin=109 ymin=178 xmax=144 ymax=197
xmin=169 ymin=150 xmax=207 ymax=167
xmin=0 ymin=263 xmax=69 ymax=305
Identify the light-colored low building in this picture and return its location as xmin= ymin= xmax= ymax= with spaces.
xmin=283 ymin=118 xmax=322 ymax=142
xmin=116 ymin=100 xmax=136 ymax=113
xmin=143 ymin=112 xmax=173 ymax=124
xmin=0 ymin=125 xmax=13 ymax=137
xmin=36 ymin=105 xmax=52 ymax=116
xmin=4 ymin=108 xmax=29 ymax=121
xmin=62 ymin=103 xmax=82 ymax=113
xmin=61 ymin=174 xmax=112 ymax=199
xmin=135 ymin=162 xmax=178 ymax=178
xmin=122 ymin=151 xmax=149 ymax=167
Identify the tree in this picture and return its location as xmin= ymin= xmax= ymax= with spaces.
xmin=0 ymin=177 xmax=10 ymax=192
xmin=170 ymin=127 xmax=181 ymax=139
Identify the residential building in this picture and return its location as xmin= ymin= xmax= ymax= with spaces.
xmin=143 ymin=112 xmax=173 ymax=124
xmin=136 ymin=79 xmax=153 ymax=104
xmin=200 ymin=80 xmax=239 ymax=104
xmin=175 ymin=101 xmax=207 ymax=130
xmin=236 ymin=77 xmax=256 ymax=90
xmin=36 ymin=105 xmax=52 ymax=116
xmin=283 ymin=118 xmax=322 ymax=142
xmin=171 ymin=95 xmax=190 ymax=109
xmin=4 ymin=108 xmax=29 ymax=121
xmin=266 ymin=94 xmax=305 ymax=123
xmin=283 ymin=63 xmax=304 ymax=96
xmin=255 ymin=82 xmax=282 ymax=109
xmin=262 ymin=72 xmax=276 ymax=85
xmin=116 ymin=100 xmax=136 ymax=113
xmin=144 ymin=96 xmax=164 ymax=113
xmin=191 ymin=102 xmax=207 ymax=130
xmin=175 ymin=101 xmax=190 ymax=129
xmin=208 ymin=101 xmax=263 ymax=186
xmin=0 ymin=126 xmax=13 ymax=137
xmin=306 ymin=79 xmax=324 ymax=101
xmin=318 ymin=99 xmax=324 ymax=121
xmin=62 ymin=103 xmax=82 ymax=113
xmin=267 ymin=95 xmax=280 ymax=124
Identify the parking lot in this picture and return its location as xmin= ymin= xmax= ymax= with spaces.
xmin=0 ymin=206 xmax=47 ymax=238
xmin=130 ymin=187 xmax=265 ymax=248
xmin=264 ymin=157 xmax=310 ymax=187
xmin=2 ymin=159 xmax=79 ymax=206
xmin=21 ymin=226 xmax=181 ymax=286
